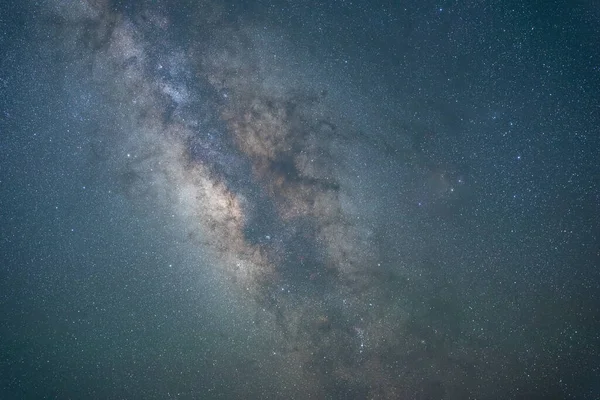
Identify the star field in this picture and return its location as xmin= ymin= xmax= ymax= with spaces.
xmin=1 ymin=1 xmax=599 ymax=399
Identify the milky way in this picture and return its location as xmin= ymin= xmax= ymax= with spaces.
xmin=19 ymin=0 xmax=597 ymax=398
xmin=45 ymin=2 xmax=414 ymax=396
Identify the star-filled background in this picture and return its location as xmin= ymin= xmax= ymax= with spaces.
xmin=1 ymin=1 xmax=599 ymax=399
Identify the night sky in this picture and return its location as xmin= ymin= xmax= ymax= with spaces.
xmin=1 ymin=1 xmax=599 ymax=399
